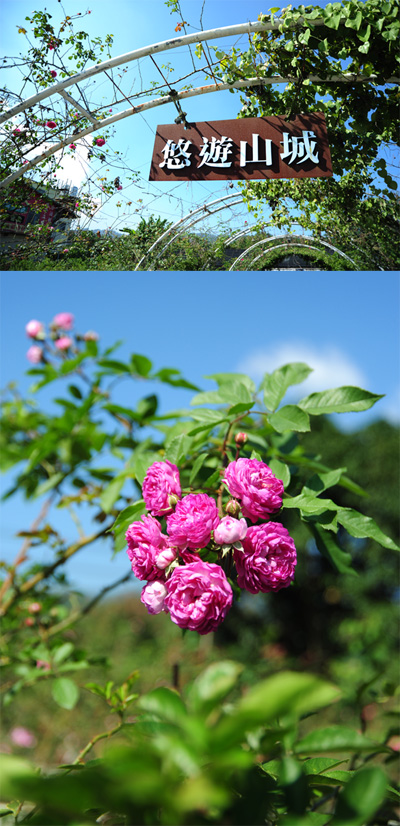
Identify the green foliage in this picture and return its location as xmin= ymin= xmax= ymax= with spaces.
xmin=1 ymin=317 xmax=399 ymax=824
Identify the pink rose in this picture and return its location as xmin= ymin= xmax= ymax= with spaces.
xmin=224 ymin=458 xmax=284 ymax=523
xmin=55 ymin=336 xmax=72 ymax=350
xmin=141 ymin=581 xmax=168 ymax=614
xmin=94 ymin=138 xmax=105 ymax=147
xmin=25 ymin=319 xmax=44 ymax=338
xmin=167 ymin=493 xmax=219 ymax=550
xmin=164 ymin=561 xmax=232 ymax=634
xmin=126 ymin=515 xmax=169 ymax=582
xmin=10 ymin=727 xmax=36 ymax=748
xmin=142 ymin=461 xmax=181 ymax=517
xmin=234 ymin=522 xmax=296 ymax=594
xmin=27 ymin=345 xmax=42 ymax=363
xmin=155 ymin=547 xmax=177 ymax=569
xmin=46 ymin=120 xmax=56 ymax=128
xmin=214 ymin=516 xmax=247 ymax=545
xmin=28 ymin=602 xmax=41 ymax=613
xmin=53 ymin=312 xmax=74 ymax=329
xmin=69 ymin=143 xmax=76 ymax=149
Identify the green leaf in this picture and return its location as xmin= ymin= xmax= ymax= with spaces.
xmin=283 ymin=494 xmax=338 ymax=515
xmin=294 ymin=725 xmax=381 ymax=754
xmin=268 ymin=458 xmax=291 ymax=488
xmin=52 ymin=642 xmax=74 ymax=665
xmin=164 ymin=434 xmax=191 ymax=466
xmin=191 ymin=380 xmax=253 ymax=407
xmin=132 ymin=451 xmax=160 ymax=486
xmin=130 ymin=353 xmax=152 ymax=376
xmin=227 ymin=401 xmax=255 ymax=415
xmin=97 ymin=359 xmax=131 ymax=373
xmin=33 ymin=471 xmax=64 ymax=498
xmin=261 ymin=363 xmax=313 ymax=412
xmin=51 ymin=677 xmax=79 ymax=710
xmin=269 ymin=405 xmax=311 ymax=433
xmin=189 ymin=453 xmax=209 ymax=485
xmin=205 ymin=372 xmax=256 ymax=394
xmin=303 ymin=468 xmax=346 ymax=496
xmin=138 ymin=687 xmax=187 ymax=725
xmin=337 ymin=509 xmax=399 ymax=551
xmin=111 ymin=500 xmax=147 ymax=533
xmin=100 ymin=475 xmax=126 ymax=513
xmin=214 ymin=672 xmax=339 ymax=749
xmin=186 ymin=661 xmax=244 ymax=715
xmin=303 ymin=757 xmax=347 ymax=775
xmin=334 ymin=766 xmax=387 ymax=824
xmin=298 ymin=387 xmax=384 ymax=415
xmin=0 ymin=755 xmax=37 ymax=799
xmin=310 ymin=524 xmax=356 ymax=576
xmin=191 ymin=408 xmax=228 ymax=424
xmin=58 ymin=353 xmax=87 ymax=375
xmin=68 ymin=384 xmax=82 ymax=400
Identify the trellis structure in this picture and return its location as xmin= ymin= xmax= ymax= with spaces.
xmin=1 ymin=11 xmax=399 ymax=269
xmin=1 ymin=20 xmax=399 ymax=190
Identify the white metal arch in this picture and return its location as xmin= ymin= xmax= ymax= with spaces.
xmin=1 ymin=16 xmax=398 ymax=190
xmin=134 ymin=193 xmax=242 ymax=269
xmin=228 ymin=234 xmax=358 ymax=270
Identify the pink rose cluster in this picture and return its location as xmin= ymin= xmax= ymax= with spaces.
xmin=24 ymin=313 xmax=99 ymax=362
xmin=125 ymin=457 xmax=296 ymax=635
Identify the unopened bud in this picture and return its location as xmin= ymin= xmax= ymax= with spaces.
xmin=225 ymin=499 xmax=240 ymax=517
xmin=28 ymin=602 xmax=41 ymax=613
xmin=235 ymin=432 xmax=248 ymax=446
xmin=155 ymin=547 xmax=177 ymax=570
xmin=168 ymin=493 xmax=179 ymax=508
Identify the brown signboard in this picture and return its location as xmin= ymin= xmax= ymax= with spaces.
xmin=149 ymin=113 xmax=332 ymax=181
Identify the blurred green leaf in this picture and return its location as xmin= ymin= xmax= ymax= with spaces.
xmin=52 ymin=642 xmax=74 ymax=665
xmin=138 ymin=687 xmax=187 ymax=725
xmin=333 ymin=765 xmax=387 ymax=824
xmin=130 ymin=353 xmax=152 ymax=376
xmin=294 ymin=725 xmax=382 ymax=754
xmin=100 ymin=475 xmax=126 ymax=513
xmin=33 ymin=472 xmax=64 ymax=498
xmin=186 ymin=661 xmax=244 ymax=715
xmin=51 ymin=677 xmax=79 ymax=710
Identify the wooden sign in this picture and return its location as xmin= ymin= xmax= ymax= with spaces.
xmin=149 ymin=113 xmax=332 ymax=181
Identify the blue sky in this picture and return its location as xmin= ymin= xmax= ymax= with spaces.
xmin=1 ymin=271 xmax=399 ymax=595
xmin=2 ymin=0 xmax=389 ymax=235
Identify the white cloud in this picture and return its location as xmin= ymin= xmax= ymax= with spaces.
xmin=237 ymin=342 xmax=367 ymax=399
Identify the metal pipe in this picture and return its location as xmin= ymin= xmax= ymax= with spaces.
xmin=134 ymin=192 xmax=241 ymax=269
xmin=2 ymin=72 xmax=399 ymax=190
xmin=228 ymin=235 xmax=357 ymax=269
xmin=0 ymin=18 xmax=327 ymax=124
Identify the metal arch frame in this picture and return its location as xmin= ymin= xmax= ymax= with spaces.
xmin=224 ymin=220 xmax=309 ymax=246
xmin=0 ymin=19 xmax=326 ymax=124
xmin=142 ymin=200 xmax=245 ymax=270
xmin=228 ymin=234 xmax=358 ymax=270
xmin=1 ymin=16 xmax=399 ymax=190
xmin=4 ymin=74 xmax=398 ymax=192
xmin=134 ymin=192 xmax=243 ymax=270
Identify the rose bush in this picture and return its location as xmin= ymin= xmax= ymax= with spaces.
xmin=1 ymin=309 xmax=399 ymax=825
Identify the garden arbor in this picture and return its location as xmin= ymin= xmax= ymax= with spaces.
xmin=1 ymin=1 xmax=399 ymax=267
